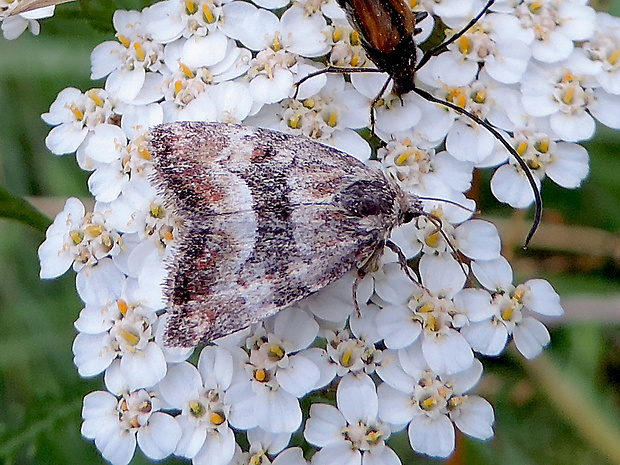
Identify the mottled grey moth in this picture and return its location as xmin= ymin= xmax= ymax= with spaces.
xmin=148 ymin=121 xmax=423 ymax=347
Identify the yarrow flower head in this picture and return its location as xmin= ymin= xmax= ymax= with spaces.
xmin=0 ymin=0 xmax=54 ymax=39
xmin=20 ymin=0 xmax=612 ymax=462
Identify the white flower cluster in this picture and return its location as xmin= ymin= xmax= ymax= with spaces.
xmin=27 ymin=0 xmax=616 ymax=463
xmin=0 ymin=1 xmax=55 ymax=39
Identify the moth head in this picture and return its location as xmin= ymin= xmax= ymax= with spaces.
xmin=400 ymin=193 xmax=424 ymax=225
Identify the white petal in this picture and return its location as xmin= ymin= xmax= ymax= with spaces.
xmin=247 ymin=427 xmax=291 ymax=455
xmin=546 ymin=142 xmax=589 ymax=188
xmin=452 ymin=288 xmax=494 ymax=322
xmin=95 ymin=425 xmax=136 ymax=465
xmin=422 ymin=329 xmax=474 ymax=375
xmin=419 ymin=254 xmax=466 ymax=298
xmin=192 ymin=426 xmax=236 ymax=465
xmin=104 ymin=360 xmax=129 ymax=395
xmin=490 ymin=163 xmax=538 ymax=208
xmin=513 ymin=317 xmax=550 ymax=359
xmin=337 ymin=373 xmax=378 ymax=424
xmin=276 ymin=354 xmax=320 ymax=397
xmin=454 ymin=220 xmax=501 ymax=260
xmin=80 ymin=123 xmax=127 ymax=163
xmin=198 ymin=345 xmax=234 ymax=390
xmin=137 ymin=412 xmax=181 ymax=460
xmin=522 ymin=279 xmax=564 ymax=317
xmin=450 ymin=358 xmax=484 ymax=394
xmin=304 ymin=403 xmax=345 ymax=447
xmin=45 ymin=123 xmax=88 ymax=155
xmin=312 ymin=443 xmax=361 ymax=465
xmin=281 ymin=7 xmax=330 ymax=57
xmin=428 ymin=53 xmax=478 ymax=87
xmin=377 ymin=383 xmax=415 ymax=426
xmin=531 ymin=31 xmax=573 ymax=63
xmin=304 ymin=275 xmax=355 ymax=323
xmin=274 ymin=308 xmax=319 ymax=351
xmin=105 ymin=67 xmax=146 ymax=103
xmin=73 ymin=333 xmax=116 ymax=377
xmin=363 ymin=445 xmax=401 ymax=465
xmin=374 ymin=263 xmax=419 ymax=305
xmin=74 ymin=305 xmax=114 ymax=333
xmin=1 ymin=15 xmax=29 ymax=40
xmin=256 ymin=387 xmax=302 ymax=433
xmin=174 ymin=416 xmax=207 ymax=458
xmin=550 ymin=111 xmax=595 ymax=142
xmin=301 ymin=347 xmax=337 ymax=390
xmin=272 ymin=447 xmax=308 ymax=465
xmin=460 ymin=321 xmax=508 ymax=357
xmin=182 ymin=31 xmax=228 ymax=68
xmin=589 ymin=89 xmax=620 ymax=129
xmin=375 ymin=351 xmax=415 ymax=394
xmin=376 ymin=305 xmax=421 ymax=350
xmin=446 ymin=121 xmax=497 ymax=163
xmin=82 ymin=390 xmax=117 ymax=422
xmin=76 ymin=259 xmax=125 ymax=306
xmin=485 ymin=39 xmax=530 ymax=84
xmin=408 ymin=414 xmax=455 ymax=458
xmin=249 ymin=69 xmax=294 ymax=104
xmin=157 ymin=361 xmax=202 ymax=408
xmin=471 ymin=257 xmax=513 ymax=291
xmin=397 ymin=342 xmax=427 ymax=380
xmin=120 ymin=342 xmax=167 ymax=389
xmin=38 ymin=233 xmax=74 ymax=279
xmin=452 ymin=395 xmax=495 ymax=440
xmin=225 ymin=381 xmax=258 ymax=430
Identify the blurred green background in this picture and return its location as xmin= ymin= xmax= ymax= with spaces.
xmin=0 ymin=1 xmax=619 ymax=464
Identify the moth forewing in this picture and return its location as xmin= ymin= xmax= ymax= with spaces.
xmin=147 ymin=122 xmax=423 ymax=347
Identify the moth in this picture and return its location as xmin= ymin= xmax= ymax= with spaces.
xmin=148 ymin=121 xmax=424 ymax=347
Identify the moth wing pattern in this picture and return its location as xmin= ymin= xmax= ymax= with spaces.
xmin=148 ymin=121 xmax=410 ymax=347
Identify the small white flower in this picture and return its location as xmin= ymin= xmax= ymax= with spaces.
xmin=38 ymin=198 xmax=122 ymax=278
xmin=157 ymin=349 xmax=236 ymax=464
xmin=231 ymin=308 xmax=320 ymax=433
xmin=1 ymin=3 xmax=54 ymax=39
xmin=378 ymin=347 xmax=494 ymax=458
xmin=42 ymin=88 xmax=119 ymax=157
xmin=73 ymin=287 xmax=167 ymax=389
xmin=463 ymin=257 xmax=564 ymax=358
xmin=250 ymin=74 xmax=371 ymax=159
xmin=82 ymin=389 xmax=181 ymax=465
xmin=305 ymin=373 xmax=401 ymax=465
xmin=511 ymin=0 xmax=596 ymax=64
xmin=91 ymin=10 xmax=165 ymax=103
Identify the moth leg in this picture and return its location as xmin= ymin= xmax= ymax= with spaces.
xmin=385 ymin=240 xmax=421 ymax=287
xmin=352 ymin=271 xmax=364 ymax=317
xmin=293 ymin=66 xmax=387 ymax=100
xmin=419 ymin=212 xmax=470 ymax=278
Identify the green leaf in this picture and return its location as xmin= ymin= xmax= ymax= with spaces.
xmin=0 ymin=186 xmax=51 ymax=233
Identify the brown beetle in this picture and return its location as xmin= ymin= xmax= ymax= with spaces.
xmin=296 ymin=0 xmax=542 ymax=246
xmin=336 ymin=0 xmax=428 ymax=96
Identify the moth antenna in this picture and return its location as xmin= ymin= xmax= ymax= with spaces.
xmin=417 ymin=211 xmax=470 ymax=278
xmin=413 ymin=87 xmax=542 ymax=248
xmin=417 ymin=196 xmax=477 ymax=214
xmin=416 ymin=0 xmax=496 ymax=71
